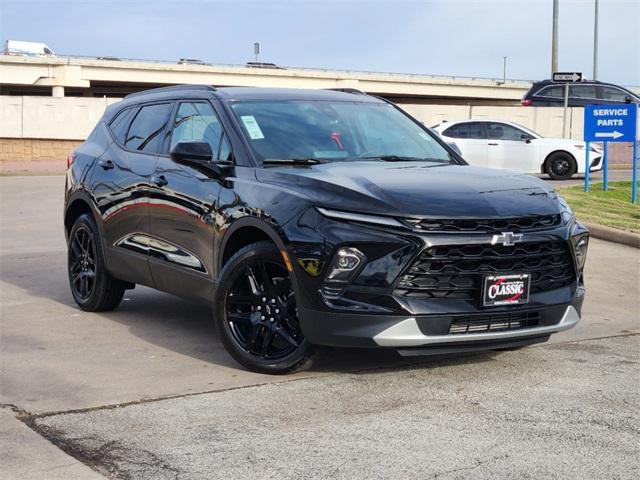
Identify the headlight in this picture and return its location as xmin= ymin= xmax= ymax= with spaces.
xmin=572 ymin=234 xmax=589 ymax=271
xmin=316 ymin=207 xmax=405 ymax=228
xmin=325 ymin=247 xmax=366 ymax=284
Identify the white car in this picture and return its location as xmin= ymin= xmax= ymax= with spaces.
xmin=433 ymin=119 xmax=603 ymax=180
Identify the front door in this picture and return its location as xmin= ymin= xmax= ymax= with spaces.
xmin=147 ymin=100 xmax=233 ymax=302
xmin=485 ymin=122 xmax=539 ymax=173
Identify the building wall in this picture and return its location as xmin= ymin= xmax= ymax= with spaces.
xmin=0 ymin=138 xmax=82 ymax=161
xmin=0 ymin=95 xmax=634 ymax=165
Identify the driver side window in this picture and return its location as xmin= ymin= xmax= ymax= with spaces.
xmin=486 ymin=123 xmax=525 ymax=141
xmin=170 ymin=102 xmax=231 ymax=161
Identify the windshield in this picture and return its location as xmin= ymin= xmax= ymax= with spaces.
xmin=230 ymin=100 xmax=454 ymax=164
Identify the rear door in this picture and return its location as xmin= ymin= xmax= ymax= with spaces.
xmin=91 ymin=102 xmax=172 ymax=286
xmin=531 ymin=84 xmax=565 ymax=106
xmin=441 ymin=122 xmax=488 ymax=167
xmin=568 ymin=84 xmax=599 ymax=106
xmin=147 ymin=99 xmax=233 ymax=302
xmin=485 ymin=122 xmax=539 ymax=172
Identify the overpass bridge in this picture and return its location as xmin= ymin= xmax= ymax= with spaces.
xmin=0 ymin=55 xmax=530 ymax=105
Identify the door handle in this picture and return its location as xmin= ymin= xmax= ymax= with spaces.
xmin=488 ymin=143 xmax=499 ymax=146
xmin=98 ymin=159 xmax=114 ymax=170
xmin=150 ymin=174 xmax=168 ymax=187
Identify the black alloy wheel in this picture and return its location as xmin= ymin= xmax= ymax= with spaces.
xmin=69 ymin=225 xmax=97 ymax=300
xmin=67 ymin=213 xmax=126 ymax=311
xmin=215 ymin=241 xmax=314 ymax=374
xmin=546 ymin=152 xmax=577 ymax=180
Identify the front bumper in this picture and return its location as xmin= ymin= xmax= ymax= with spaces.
xmin=288 ymin=207 xmax=587 ymax=354
xmin=299 ymin=288 xmax=584 ymax=350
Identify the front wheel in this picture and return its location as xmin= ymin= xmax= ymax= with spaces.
xmin=214 ymin=241 xmax=314 ymax=374
xmin=545 ymin=152 xmax=577 ymax=180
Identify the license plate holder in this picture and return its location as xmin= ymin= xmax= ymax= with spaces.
xmin=482 ymin=273 xmax=530 ymax=307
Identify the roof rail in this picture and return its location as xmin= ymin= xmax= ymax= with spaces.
xmin=124 ymin=84 xmax=217 ymax=99
xmin=325 ymin=88 xmax=367 ymax=95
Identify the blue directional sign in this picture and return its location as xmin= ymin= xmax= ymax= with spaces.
xmin=584 ymin=104 xmax=637 ymax=143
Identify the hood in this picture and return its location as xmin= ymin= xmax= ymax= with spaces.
xmin=255 ymin=161 xmax=561 ymax=218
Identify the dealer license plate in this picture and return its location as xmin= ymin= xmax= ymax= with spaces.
xmin=482 ymin=273 xmax=530 ymax=307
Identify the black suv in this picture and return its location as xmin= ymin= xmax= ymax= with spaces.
xmin=522 ymin=79 xmax=640 ymax=107
xmin=64 ymin=85 xmax=588 ymax=373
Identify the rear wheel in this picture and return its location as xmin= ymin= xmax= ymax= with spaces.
xmin=215 ymin=241 xmax=314 ymax=374
xmin=545 ymin=151 xmax=577 ymax=180
xmin=67 ymin=213 xmax=125 ymax=311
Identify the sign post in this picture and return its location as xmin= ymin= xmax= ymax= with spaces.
xmin=553 ymin=72 xmax=582 ymax=139
xmin=584 ymin=104 xmax=638 ymax=202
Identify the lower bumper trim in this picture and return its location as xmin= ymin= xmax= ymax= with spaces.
xmin=372 ymin=305 xmax=580 ymax=347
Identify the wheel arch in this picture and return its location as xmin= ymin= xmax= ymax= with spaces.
xmin=64 ymin=196 xmax=95 ymax=240
xmin=217 ymin=217 xmax=290 ymax=275
xmin=543 ymin=149 xmax=577 ymax=174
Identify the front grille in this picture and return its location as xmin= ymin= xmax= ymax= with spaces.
xmin=449 ymin=311 xmax=540 ymax=334
xmin=395 ymin=241 xmax=575 ymax=300
xmin=406 ymin=214 xmax=561 ymax=233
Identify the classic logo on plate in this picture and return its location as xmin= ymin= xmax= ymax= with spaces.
xmin=483 ymin=273 xmax=530 ymax=306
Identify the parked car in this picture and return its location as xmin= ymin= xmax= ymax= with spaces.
xmin=64 ymin=85 xmax=588 ymax=373
xmin=246 ymin=62 xmax=285 ymax=69
xmin=178 ymin=58 xmax=205 ymax=65
xmin=3 ymin=40 xmax=55 ymax=57
xmin=433 ymin=119 xmax=603 ymax=180
xmin=522 ymin=79 xmax=640 ymax=107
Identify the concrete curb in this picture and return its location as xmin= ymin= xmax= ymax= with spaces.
xmin=583 ymin=222 xmax=640 ymax=249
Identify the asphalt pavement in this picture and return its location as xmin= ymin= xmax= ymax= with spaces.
xmin=1 ymin=175 xmax=639 ymax=479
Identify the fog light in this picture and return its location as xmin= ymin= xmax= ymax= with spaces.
xmin=325 ymin=247 xmax=366 ymax=283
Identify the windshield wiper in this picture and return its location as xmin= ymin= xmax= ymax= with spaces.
xmin=356 ymin=155 xmax=444 ymax=162
xmin=263 ymin=158 xmax=328 ymax=166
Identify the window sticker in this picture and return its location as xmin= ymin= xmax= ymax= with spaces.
xmin=240 ymin=115 xmax=265 ymax=140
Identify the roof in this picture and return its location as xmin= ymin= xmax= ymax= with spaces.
xmin=105 ymin=85 xmax=383 ymax=122
xmin=213 ymin=86 xmax=380 ymax=102
xmin=122 ymin=84 xmax=380 ymax=103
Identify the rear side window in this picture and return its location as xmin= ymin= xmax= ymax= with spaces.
xmin=443 ymin=122 xmax=484 ymax=139
xmin=535 ymin=85 xmax=564 ymax=98
xmin=124 ymin=103 xmax=172 ymax=153
xmin=109 ymin=107 xmax=137 ymax=144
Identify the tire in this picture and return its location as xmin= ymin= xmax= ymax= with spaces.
xmin=545 ymin=151 xmax=577 ymax=180
xmin=214 ymin=240 xmax=315 ymax=374
xmin=67 ymin=213 xmax=125 ymax=311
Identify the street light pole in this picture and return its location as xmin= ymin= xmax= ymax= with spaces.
xmin=551 ymin=0 xmax=559 ymax=75
xmin=503 ymin=56 xmax=507 ymax=84
xmin=593 ymin=0 xmax=599 ymax=80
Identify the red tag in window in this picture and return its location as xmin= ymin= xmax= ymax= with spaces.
xmin=330 ymin=132 xmax=344 ymax=150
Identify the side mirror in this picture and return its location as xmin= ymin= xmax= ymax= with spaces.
xmin=520 ymin=134 xmax=532 ymax=143
xmin=170 ymin=141 xmax=213 ymax=162
xmin=170 ymin=141 xmax=230 ymax=177
xmin=625 ymin=96 xmax=632 ymax=104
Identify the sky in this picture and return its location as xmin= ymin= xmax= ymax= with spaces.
xmin=0 ymin=0 xmax=638 ymax=86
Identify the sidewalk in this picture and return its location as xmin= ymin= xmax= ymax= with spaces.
xmin=1 ymin=408 xmax=104 ymax=480
xmin=1 ymin=160 xmax=66 ymax=175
